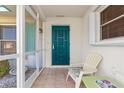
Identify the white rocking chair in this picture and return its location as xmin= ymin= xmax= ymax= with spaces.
xmin=66 ymin=53 xmax=103 ymax=88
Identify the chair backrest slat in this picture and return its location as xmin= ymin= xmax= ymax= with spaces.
xmin=83 ymin=53 xmax=102 ymax=70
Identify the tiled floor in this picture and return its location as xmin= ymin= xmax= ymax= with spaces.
xmin=32 ymin=68 xmax=84 ymax=88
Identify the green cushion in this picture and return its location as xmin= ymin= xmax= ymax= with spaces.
xmin=0 ymin=60 xmax=9 ymax=78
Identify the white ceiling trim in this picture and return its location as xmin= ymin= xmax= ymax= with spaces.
xmin=33 ymin=5 xmax=46 ymax=21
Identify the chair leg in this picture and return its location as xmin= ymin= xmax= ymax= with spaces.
xmin=66 ymin=72 xmax=69 ymax=82
xmin=75 ymin=72 xmax=83 ymax=88
xmin=75 ymin=79 xmax=81 ymax=88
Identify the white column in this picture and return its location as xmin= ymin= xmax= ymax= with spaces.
xmin=42 ymin=22 xmax=46 ymax=67
xmin=16 ymin=5 xmax=25 ymax=88
xmin=36 ymin=13 xmax=40 ymax=72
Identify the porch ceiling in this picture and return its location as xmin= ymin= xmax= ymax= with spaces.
xmin=39 ymin=5 xmax=91 ymax=17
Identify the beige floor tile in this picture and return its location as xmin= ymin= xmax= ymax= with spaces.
xmin=32 ymin=68 xmax=83 ymax=88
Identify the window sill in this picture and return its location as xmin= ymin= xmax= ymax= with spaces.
xmin=92 ymin=37 xmax=124 ymax=46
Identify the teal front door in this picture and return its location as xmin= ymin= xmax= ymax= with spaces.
xmin=52 ymin=26 xmax=70 ymax=65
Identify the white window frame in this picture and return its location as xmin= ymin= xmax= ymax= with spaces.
xmin=0 ymin=5 xmax=44 ymax=88
xmin=89 ymin=5 xmax=124 ymax=45
xmin=24 ymin=5 xmax=40 ymax=88
xmin=17 ymin=5 xmax=44 ymax=88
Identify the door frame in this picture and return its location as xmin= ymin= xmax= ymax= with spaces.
xmin=51 ymin=25 xmax=70 ymax=66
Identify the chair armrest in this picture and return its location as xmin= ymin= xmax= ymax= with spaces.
xmin=82 ymin=68 xmax=98 ymax=75
xmin=70 ymin=62 xmax=84 ymax=67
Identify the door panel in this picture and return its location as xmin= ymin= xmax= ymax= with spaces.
xmin=52 ymin=26 xmax=70 ymax=65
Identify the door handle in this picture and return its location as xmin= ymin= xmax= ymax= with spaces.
xmin=52 ymin=44 xmax=54 ymax=49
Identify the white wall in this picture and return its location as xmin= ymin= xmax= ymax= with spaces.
xmin=81 ymin=6 xmax=124 ymax=85
xmin=44 ymin=17 xmax=83 ymax=67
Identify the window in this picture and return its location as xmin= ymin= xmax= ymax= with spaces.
xmin=89 ymin=5 xmax=124 ymax=45
xmin=100 ymin=5 xmax=124 ymax=40
xmin=1 ymin=25 xmax=16 ymax=40
xmin=0 ymin=25 xmax=16 ymax=55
